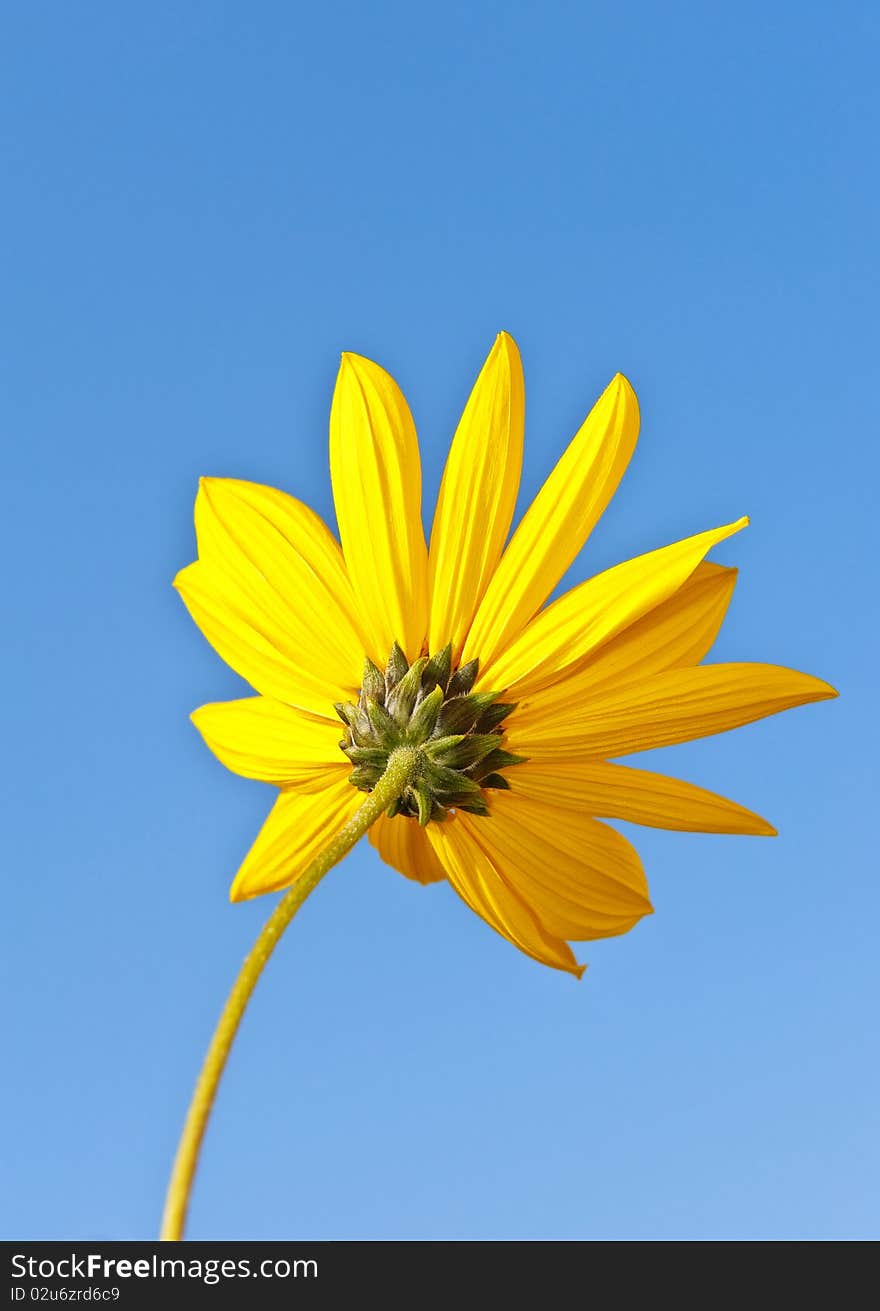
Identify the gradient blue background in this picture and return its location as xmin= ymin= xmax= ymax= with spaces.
xmin=2 ymin=2 xmax=876 ymax=1240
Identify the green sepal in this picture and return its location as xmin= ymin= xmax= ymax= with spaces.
xmin=405 ymin=683 xmax=444 ymax=741
xmin=413 ymin=782 xmax=434 ymax=827
xmin=362 ymin=658 xmax=386 ymax=705
xmin=422 ymin=642 xmax=452 ymax=693
xmin=337 ymin=702 xmax=372 ymax=746
xmin=342 ymin=744 xmax=389 ymax=768
xmin=446 ymin=659 xmax=479 ymax=697
xmin=386 ymin=655 xmax=429 ymax=724
xmin=434 ymin=732 xmax=502 ymax=769
xmin=422 ymin=761 xmax=484 ymax=799
xmin=441 ymin=789 xmax=489 ymax=809
xmin=456 ymin=796 xmax=490 ymax=816
xmin=364 ymin=697 xmax=402 ymax=744
xmin=470 ymin=747 xmax=527 ymax=780
xmin=436 ymin=691 xmax=498 ymax=736
xmin=481 ymin=772 xmax=511 ymax=790
xmin=476 ymin=701 xmax=517 ymax=732
xmin=385 ymin=642 xmax=410 ymax=688
xmin=348 ymin=763 xmax=382 ymax=789
xmin=422 ymin=732 xmax=466 ymax=760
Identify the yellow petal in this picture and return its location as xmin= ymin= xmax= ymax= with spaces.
xmin=175 ymin=559 xmax=355 ymax=716
xmin=175 ymin=477 xmax=366 ymax=713
xmin=510 ymin=759 xmax=776 ymax=835
xmin=329 ymin=353 xmax=428 ymax=662
xmin=462 ymin=373 xmax=639 ymax=668
xmin=428 ymin=333 xmax=524 ymax=658
xmin=368 ymin=812 xmax=447 ymax=885
xmin=230 ymin=771 xmax=360 ymax=901
xmin=507 ymin=561 xmax=737 ymax=724
xmin=567 ymin=561 xmax=738 ymax=698
xmin=426 ymin=818 xmax=584 ymax=976
xmin=191 ymin=696 xmax=347 ymax=785
xmin=461 ymin=794 xmax=651 ymax=941
xmin=481 ymin=518 xmax=747 ymax=696
xmin=195 ymin=478 xmax=365 ymax=647
xmin=509 ymin=663 xmax=838 ymax=758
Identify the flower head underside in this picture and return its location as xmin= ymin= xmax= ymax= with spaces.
xmin=175 ymin=333 xmax=837 ymax=977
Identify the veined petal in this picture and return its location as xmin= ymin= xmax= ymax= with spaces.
xmin=230 ymin=771 xmax=360 ymax=901
xmin=511 ymin=562 xmax=737 ymax=722
xmin=193 ymin=478 xmax=365 ymax=688
xmin=368 ymin=812 xmax=447 ymax=885
xmin=461 ymin=794 xmax=651 ymax=941
xmin=175 ymin=477 xmax=365 ymax=714
xmin=174 ymin=560 xmax=355 ymax=717
xmin=191 ymin=696 xmax=347 ymax=785
xmin=462 ymin=373 xmax=639 ymax=668
xmin=426 ymin=818 xmax=584 ymax=977
xmin=481 ymin=518 xmax=747 ymax=696
xmin=428 ymin=333 xmax=524 ymax=658
xmin=568 ymin=561 xmax=738 ymax=697
xmin=510 ymin=759 xmax=776 ymax=835
xmin=509 ymin=663 xmax=838 ymax=758
xmin=329 ymin=353 xmax=428 ymax=662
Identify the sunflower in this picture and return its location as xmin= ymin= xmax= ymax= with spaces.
xmin=174 ymin=333 xmax=836 ymax=978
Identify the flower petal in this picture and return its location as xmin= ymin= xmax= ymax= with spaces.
xmin=329 ymin=353 xmax=428 ymax=662
xmin=510 ymin=562 xmax=737 ymax=723
xmin=428 ymin=333 xmax=524 ymax=658
xmin=195 ymin=478 xmax=366 ymax=656
xmin=175 ymin=478 xmax=366 ymax=714
xmin=462 ymin=372 xmax=639 ymax=668
xmin=368 ymin=812 xmax=447 ymax=885
xmin=509 ymin=759 xmax=776 ymax=835
xmin=481 ymin=518 xmax=747 ymax=696
xmin=566 ymin=561 xmax=738 ymax=696
xmin=509 ymin=663 xmax=838 ymax=758
xmin=460 ymin=794 xmax=652 ymax=941
xmin=191 ymin=696 xmax=347 ymax=785
xmin=230 ymin=771 xmax=360 ymax=901
xmin=174 ymin=560 xmax=353 ymax=715
xmin=426 ymin=817 xmax=584 ymax=976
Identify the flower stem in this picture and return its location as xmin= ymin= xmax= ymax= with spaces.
xmin=160 ymin=745 xmax=421 ymax=1241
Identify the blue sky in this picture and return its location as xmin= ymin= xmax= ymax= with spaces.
xmin=2 ymin=1 xmax=876 ymax=1240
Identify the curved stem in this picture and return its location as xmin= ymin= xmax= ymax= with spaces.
xmin=160 ymin=746 xmax=420 ymax=1241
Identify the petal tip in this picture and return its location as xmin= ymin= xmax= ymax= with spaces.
xmin=196 ymin=474 xmax=222 ymax=503
xmin=611 ymin=371 xmax=637 ymax=402
xmin=229 ymin=871 xmax=264 ymax=903
xmin=339 ymin=350 xmax=370 ymax=374
xmin=196 ymin=475 xmax=231 ymax=515
xmin=336 ymin=351 xmax=362 ymax=384
xmin=800 ymin=673 xmax=839 ymax=702
xmin=607 ymin=372 xmax=640 ymax=432
xmin=717 ymin=515 xmax=749 ymax=540
xmin=172 ymin=563 xmax=195 ymax=593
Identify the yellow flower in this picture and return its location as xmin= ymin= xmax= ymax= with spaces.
xmin=174 ymin=333 xmax=836 ymax=978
